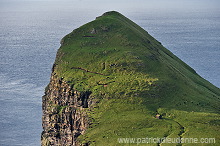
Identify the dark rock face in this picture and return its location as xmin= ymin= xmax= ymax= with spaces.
xmin=41 ymin=73 xmax=92 ymax=146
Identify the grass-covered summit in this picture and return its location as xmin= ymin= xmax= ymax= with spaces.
xmin=53 ymin=11 xmax=220 ymax=145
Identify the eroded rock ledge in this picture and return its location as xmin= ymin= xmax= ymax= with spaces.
xmin=41 ymin=73 xmax=92 ymax=146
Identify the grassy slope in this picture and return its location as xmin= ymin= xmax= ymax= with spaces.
xmin=53 ymin=11 xmax=220 ymax=145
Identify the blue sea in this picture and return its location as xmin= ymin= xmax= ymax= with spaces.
xmin=0 ymin=0 xmax=219 ymax=145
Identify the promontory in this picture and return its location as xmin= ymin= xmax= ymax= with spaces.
xmin=41 ymin=11 xmax=220 ymax=146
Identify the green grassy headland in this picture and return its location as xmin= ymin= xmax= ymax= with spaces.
xmin=52 ymin=11 xmax=220 ymax=145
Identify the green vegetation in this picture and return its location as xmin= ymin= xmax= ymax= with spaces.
xmin=53 ymin=11 xmax=220 ymax=145
xmin=56 ymin=105 xmax=68 ymax=115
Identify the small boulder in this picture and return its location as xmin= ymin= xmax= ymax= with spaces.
xmin=155 ymin=114 xmax=162 ymax=119
xmin=91 ymin=28 xmax=96 ymax=34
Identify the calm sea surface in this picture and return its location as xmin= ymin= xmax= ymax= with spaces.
xmin=0 ymin=0 xmax=219 ymax=145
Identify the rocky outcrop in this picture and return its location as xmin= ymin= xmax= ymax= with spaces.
xmin=41 ymin=72 xmax=92 ymax=146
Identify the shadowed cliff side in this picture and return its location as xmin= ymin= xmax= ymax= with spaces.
xmin=41 ymin=72 xmax=93 ymax=146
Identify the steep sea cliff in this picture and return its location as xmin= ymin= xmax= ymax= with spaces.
xmin=41 ymin=71 xmax=93 ymax=145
